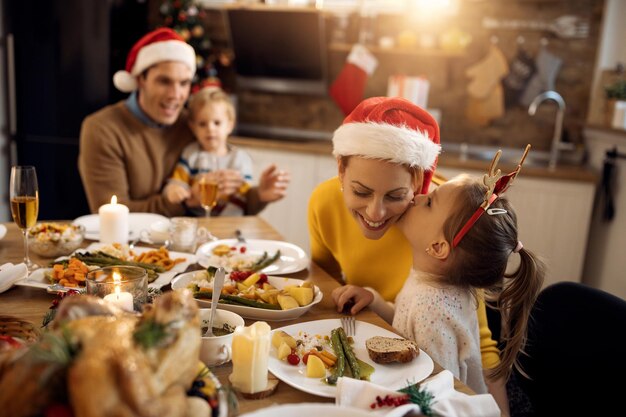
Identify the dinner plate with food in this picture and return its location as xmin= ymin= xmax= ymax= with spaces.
xmin=267 ymin=319 xmax=434 ymax=398
xmin=196 ymin=239 xmax=309 ymax=275
xmin=171 ymin=268 xmax=322 ymax=321
xmin=16 ymin=242 xmax=196 ymax=292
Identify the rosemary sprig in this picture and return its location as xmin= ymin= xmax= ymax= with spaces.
xmin=399 ymin=383 xmax=435 ymax=417
xmin=133 ymin=319 xmax=171 ymax=349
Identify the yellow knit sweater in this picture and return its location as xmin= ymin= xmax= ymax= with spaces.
xmin=308 ymin=177 xmax=500 ymax=368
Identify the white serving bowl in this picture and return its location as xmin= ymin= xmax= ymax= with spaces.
xmin=199 ymin=308 xmax=245 ymax=367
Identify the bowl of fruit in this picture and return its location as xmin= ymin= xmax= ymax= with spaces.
xmin=28 ymin=222 xmax=85 ymax=258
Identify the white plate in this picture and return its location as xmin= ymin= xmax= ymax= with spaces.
xmin=240 ymin=404 xmax=373 ymax=417
xmin=16 ymin=243 xmax=197 ymax=291
xmin=196 ymin=239 xmax=309 ymax=275
xmin=0 ymin=224 xmax=7 ymax=240
xmin=268 ymin=319 xmax=434 ymax=398
xmin=73 ymin=213 xmax=169 ymax=242
xmin=171 ymin=271 xmax=322 ymax=321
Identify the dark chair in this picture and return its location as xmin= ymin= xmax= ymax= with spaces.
xmin=509 ymin=282 xmax=626 ymax=416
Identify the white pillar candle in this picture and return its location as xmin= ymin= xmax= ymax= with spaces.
xmin=103 ymin=271 xmax=134 ymax=312
xmin=99 ymin=195 xmax=129 ymax=244
xmin=230 ymin=321 xmax=271 ymax=393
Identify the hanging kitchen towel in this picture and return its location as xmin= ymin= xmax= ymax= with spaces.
xmin=519 ymin=48 xmax=563 ymax=107
xmin=330 ymin=44 xmax=379 ymax=116
xmin=465 ymin=45 xmax=508 ymax=126
xmin=502 ymin=47 xmax=536 ymax=108
xmin=465 ymin=44 xmax=508 ymax=99
xmin=465 ymin=85 xmax=505 ymax=127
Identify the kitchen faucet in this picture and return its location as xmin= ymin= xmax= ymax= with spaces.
xmin=528 ymin=90 xmax=574 ymax=170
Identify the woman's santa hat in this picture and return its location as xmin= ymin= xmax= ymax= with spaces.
xmin=113 ymin=28 xmax=196 ymax=93
xmin=332 ymin=96 xmax=441 ymax=194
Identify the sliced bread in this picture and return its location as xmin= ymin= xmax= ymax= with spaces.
xmin=365 ymin=336 xmax=419 ymax=364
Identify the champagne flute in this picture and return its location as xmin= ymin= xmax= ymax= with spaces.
xmin=198 ymin=175 xmax=219 ymax=217
xmin=9 ymin=166 xmax=39 ymax=270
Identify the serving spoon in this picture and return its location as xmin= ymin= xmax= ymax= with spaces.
xmin=204 ymin=267 xmax=226 ymax=337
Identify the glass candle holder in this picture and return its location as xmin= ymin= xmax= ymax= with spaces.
xmin=86 ymin=265 xmax=147 ymax=312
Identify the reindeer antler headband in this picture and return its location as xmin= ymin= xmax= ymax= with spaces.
xmin=452 ymin=144 xmax=531 ymax=248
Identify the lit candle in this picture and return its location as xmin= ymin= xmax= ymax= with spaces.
xmin=230 ymin=321 xmax=271 ymax=393
xmin=103 ymin=271 xmax=134 ymax=312
xmin=98 ymin=195 xmax=129 ymax=243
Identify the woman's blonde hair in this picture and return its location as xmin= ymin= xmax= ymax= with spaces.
xmin=187 ymin=87 xmax=236 ymax=123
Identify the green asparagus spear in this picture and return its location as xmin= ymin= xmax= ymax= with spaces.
xmin=194 ymin=291 xmax=282 ymax=310
xmin=337 ymin=327 xmax=361 ymax=380
xmin=326 ymin=328 xmax=346 ymax=385
xmin=251 ymin=250 xmax=281 ymax=271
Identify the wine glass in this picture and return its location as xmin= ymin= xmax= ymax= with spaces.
xmin=9 ymin=166 xmax=39 ymax=270
xmin=198 ymin=176 xmax=219 ymax=217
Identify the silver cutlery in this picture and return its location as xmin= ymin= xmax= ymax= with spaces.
xmin=235 ymin=229 xmax=246 ymax=244
xmin=204 ymin=267 xmax=226 ymax=337
xmin=341 ymin=315 xmax=356 ymax=336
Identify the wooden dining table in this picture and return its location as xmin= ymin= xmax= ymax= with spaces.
xmin=0 ymin=216 xmax=473 ymax=415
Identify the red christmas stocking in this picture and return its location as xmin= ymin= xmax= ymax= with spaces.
xmin=330 ymin=44 xmax=378 ymax=115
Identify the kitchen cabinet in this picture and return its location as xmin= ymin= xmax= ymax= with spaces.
xmin=238 ymin=141 xmax=595 ymax=288
xmin=436 ymin=167 xmax=595 ymax=289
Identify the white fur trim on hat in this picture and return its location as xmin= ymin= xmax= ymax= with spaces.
xmin=332 ymin=122 xmax=441 ymax=170
xmin=113 ymin=40 xmax=196 ymax=93
xmin=113 ymin=70 xmax=137 ymax=93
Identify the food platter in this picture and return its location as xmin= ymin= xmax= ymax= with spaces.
xmin=196 ymin=239 xmax=309 ymax=275
xmin=171 ymin=271 xmax=322 ymax=321
xmin=267 ymin=319 xmax=434 ymax=398
xmin=73 ymin=213 xmax=168 ymax=242
xmin=16 ymin=243 xmax=197 ymax=291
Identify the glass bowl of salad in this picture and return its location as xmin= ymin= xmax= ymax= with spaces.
xmin=28 ymin=222 xmax=85 ymax=258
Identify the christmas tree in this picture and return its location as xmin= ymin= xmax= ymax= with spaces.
xmin=159 ymin=0 xmax=221 ymax=92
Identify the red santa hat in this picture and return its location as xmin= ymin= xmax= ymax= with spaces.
xmin=113 ymin=28 xmax=196 ymax=93
xmin=332 ymin=96 xmax=441 ymax=194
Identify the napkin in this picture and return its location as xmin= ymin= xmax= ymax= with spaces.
xmin=336 ymin=370 xmax=500 ymax=417
xmin=0 ymin=263 xmax=28 ymax=293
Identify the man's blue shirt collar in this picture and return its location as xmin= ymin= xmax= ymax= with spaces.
xmin=125 ymin=91 xmax=166 ymax=128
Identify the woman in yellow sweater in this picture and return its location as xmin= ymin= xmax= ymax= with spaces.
xmin=307 ymin=96 xmax=509 ymax=415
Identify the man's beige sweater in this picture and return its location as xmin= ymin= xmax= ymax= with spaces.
xmin=78 ymin=101 xmax=194 ymax=216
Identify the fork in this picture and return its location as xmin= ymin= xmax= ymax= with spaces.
xmin=341 ymin=315 xmax=356 ymax=337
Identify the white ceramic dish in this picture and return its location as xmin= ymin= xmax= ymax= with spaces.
xmin=16 ymin=243 xmax=197 ymax=291
xmin=73 ymin=213 xmax=168 ymax=242
xmin=268 ymin=319 xmax=434 ymax=398
xmin=0 ymin=224 xmax=7 ymax=240
xmin=196 ymin=239 xmax=309 ymax=275
xmin=198 ymin=308 xmax=245 ymax=366
xmin=171 ymin=271 xmax=322 ymax=321
xmin=239 ymin=404 xmax=374 ymax=417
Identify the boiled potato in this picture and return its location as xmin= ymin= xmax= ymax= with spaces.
xmin=277 ymin=341 xmax=292 ymax=360
xmin=271 ymin=330 xmax=297 ymax=349
xmin=242 ymin=273 xmax=261 ymax=287
xmin=277 ymin=294 xmax=299 ymax=310
xmin=287 ymin=286 xmax=314 ymax=306
xmin=306 ymin=355 xmax=326 ymax=378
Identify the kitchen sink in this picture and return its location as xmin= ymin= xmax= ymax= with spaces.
xmin=441 ymin=143 xmax=587 ymax=168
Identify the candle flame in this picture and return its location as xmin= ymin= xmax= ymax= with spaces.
xmin=113 ymin=271 xmax=121 ymax=297
xmin=111 ymin=195 xmax=118 ymax=205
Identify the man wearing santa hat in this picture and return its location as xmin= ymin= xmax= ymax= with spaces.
xmin=78 ymin=28 xmax=199 ymax=216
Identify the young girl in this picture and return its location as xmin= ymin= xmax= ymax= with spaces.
xmin=333 ymin=147 xmax=544 ymax=395
xmin=164 ymin=87 xmax=289 ymax=216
